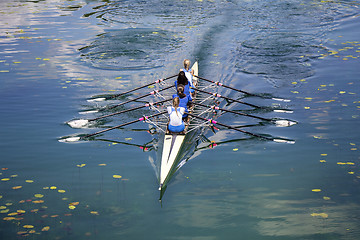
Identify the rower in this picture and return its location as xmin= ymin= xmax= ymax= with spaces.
xmin=175 ymin=71 xmax=195 ymax=97
xmin=167 ymin=97 xmax=186 ymax=134
xmin=172 ymin=84 xmax=192 ymax=121
xmin=181 ymin=59 xmax=195 ymax=86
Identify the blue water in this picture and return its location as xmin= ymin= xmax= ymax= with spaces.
xmin=1 ymin=0 xmax=360 ymax=239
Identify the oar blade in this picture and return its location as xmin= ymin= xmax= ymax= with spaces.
xmin=87 ymin=97 xmax=106 ymax=102
xmin=274 ymin=119 xmax=297 ymax=127
xmin=273 ymin=138 xmax=296 ymax=144
xmin=58 ymin=136 xmax=81 ymax=143
xmin=272 ymin=97 xmax=291 ymax=102
xmin=67 ymin=119 xmax=89 ymax=128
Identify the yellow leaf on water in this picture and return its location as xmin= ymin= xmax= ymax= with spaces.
xmin=3 ymin=217 xmax=15 ymax=221
xmin=0 ymin=206 xmax=6 ymax=210
xmin=125 ymin=138 xmax=132 ymax=141
xmin=10 ymin=175 xmax=18 ymax=178
xmin=8 ymin=212 xmax=18 ymax=216
xmin=339 ymin=91 xmax=346 ymax=94
xmin=320 ymin=154 xmax=327 ymax=156
xmin=304 ymin=107 xmax=310 ymax=109
xmin=90 ymin=211 xmax=99 ymax=215
xmin=312 ymin=189 xmax=321 ymax=192
xmin=115 ymin=77 xmax=122 ymax=79
xmin=1 ymin=178 xmax=10 ymax=181
xmin=311 ymin=213 xmax=328 ymax=218
xmin=58 ymin=190 xmax=66 ymax=193
xmin=233 ymin=148 xmax=239 ymax=151
xmin=113 ymin=175 xmax=122 ymax=179
xmin=77 ymin=164 xmax=86 ymax=168
xmin=41 ymin=226 xmax=50 ymax=231
xmin=23 ymin=225 xmax=34 ymax=229
xmin=50 ymin=186 xmax=57 ymax=190
xmin=323 ymin=196 xmax=331 ymax=200
xmin=25 ymin=180 xmax=34 ymax=183
xmin=147 ymin=85 xmax=155 ymax=88
xmin=98 ymin=164 xmax=106 ymax=166
xmin=69 ymin=205 xmax=76 ymax=210
xmin=17 ymin=210 xmax=25 ymax=213
xmin=69 ymin=202 xmax=79 ymax=206
xmin=34 ymin=194 xmax=44 ymax=198
xmin=12 ymin=186 xmax=22 ymax=190
xmin=32 ymin=200 xmax=44 ymax=204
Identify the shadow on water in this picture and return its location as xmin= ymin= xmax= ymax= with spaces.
xmin=78 ymin=28 xmax=182 ymax=70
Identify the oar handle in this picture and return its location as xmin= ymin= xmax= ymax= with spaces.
xmin=110 ymin=74 xmax=177 ymax=99
xmin=83 ymin=111 xmax=167 ymax=139
xmin=191 ymin=87 xmax=261 ymax=109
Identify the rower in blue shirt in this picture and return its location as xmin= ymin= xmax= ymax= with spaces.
xmin=172 ymin=84 xmax=192 ymax=120
xmin=175 ymin=71 xmax=195 ymax=97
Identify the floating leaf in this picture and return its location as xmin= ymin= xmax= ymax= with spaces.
xmin=311 ymin=213 xmax=328 ymax=218
xmin=90 ymin=211 xmax=99 ymax=215
xmin=77 ymin=164 xmax=86 ymax=168
xmin=323 ymin=196 xmax=331 ymax=200
xmin=12 ymin=186 xmax=22 ymax=190
xmin=32 ymin=200 xmax=44 ymax=204
xmin=34 ymin=194 xmax=44 ymax=198
xmin=25 ymin=180 xmax=34 ymax=183
xmin=3 ymin=217 xmax=15 ymax=221
xmin=113 ymin=175 xmax=122 ymax=179
xmin=41 ymin=226 xmax=50 ymax=231
xmin=68 ymin=205 xmax=76 ymax=210
xmin=23 ymin=225 xmax=34 ymax=229
xmin=312 ymin=189 xmax=321 ymax=192
xmin=233 ymin=148 xmax=239 ymax=151
xmin=10 ymin=175 xmax=18 ymax=178
xmin=50 ymin=186 xmax=57 ymax=190
xmin=17 ymin=210 xmax=25 ymax=214
xmin=98 ymin=164 xmax=106 ymax=166
xmin=58 ymin=190 xmax=66 ymax=193
xmin=1 ymin=178 xmax=10 ymax=181
xmin=69 ymin=202 xmax=79 ymax=206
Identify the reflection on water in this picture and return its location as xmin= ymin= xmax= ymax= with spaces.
xmin=79 ymin=28 xmax=183 ymax=70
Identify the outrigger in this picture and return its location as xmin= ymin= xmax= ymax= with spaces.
xmin=60 ymin=61 xmax=296 ymax=200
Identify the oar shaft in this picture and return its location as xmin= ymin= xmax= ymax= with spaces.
xmin=195 ymin=75 xmax=262 ymax=97
xmin=187 ymin=113 xmax=272 ymax=141
xmin=108 ymin=84 xmax=174 ymax=110
xmin=90 ymin=98 xmax=171 ymax=121
xmin=111 ymin=74 xmax=177 ymax=99
xmin=83 ymin=111 xmax=167 ymax=139
xmin=191 ymin=87 xmax=260 ymax=108
xmin=193 ymin=102 xmax=270 ymax=122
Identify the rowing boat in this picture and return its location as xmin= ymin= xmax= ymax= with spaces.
xmin=159 ymin=61 xmax=198 ymax=197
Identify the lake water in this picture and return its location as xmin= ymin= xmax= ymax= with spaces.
xmin=1 ymin=0 xmax=360 ymax=239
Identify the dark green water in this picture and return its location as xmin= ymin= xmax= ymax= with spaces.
xmin=1 ymin=0 xmax=360 ymax=239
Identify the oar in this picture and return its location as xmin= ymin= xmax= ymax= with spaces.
xmin=88 ymin=75 xmax=177 ymax=102
xmin=194 ymin=75 xmax=290 ymax=102
xmin=68 ymin=98 xmax=172 ymax=128
xmin=193 ymin=102 xmax=297 ymax=127
xmin=107 ymin=84 xmax=174 ymax=110
xmin=191 ymin=87 xmax=261 ymax=109
xmin=60 ymin=111 xmax=167 ymax=142
xmin=187 ymin=113 xmax=295 ymax=144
